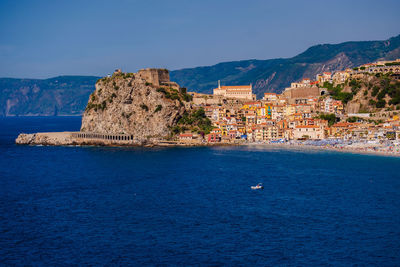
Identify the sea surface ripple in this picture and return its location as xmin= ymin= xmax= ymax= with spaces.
xmin=1 ymin=117 xmax=400 ymax=266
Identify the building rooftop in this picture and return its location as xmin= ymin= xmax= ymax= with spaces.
xmin=215 ymin=85 xmax=252 ymax=90
xmin=296 ymin=125 xmax=321 ymax=128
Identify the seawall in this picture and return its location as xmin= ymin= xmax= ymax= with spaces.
xmin=16 ymin=132 xmax=146 ymax=146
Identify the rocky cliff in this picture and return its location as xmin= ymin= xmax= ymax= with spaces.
xmin=343 ymin=73 xmax=400 ymax=114
xmin=319 ymin=72 xmax=400 ymax=115
xmin=80 ymin=69 xmax=189 ymax=144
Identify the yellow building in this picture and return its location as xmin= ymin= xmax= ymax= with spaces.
xmin=219 ymin=123 xmax=228 ymax=136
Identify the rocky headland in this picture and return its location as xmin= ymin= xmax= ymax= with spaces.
xmin=16 ymin=68 xmax=199 ymax=146
xmin=80 ymin=68 xmax=190 ymax=144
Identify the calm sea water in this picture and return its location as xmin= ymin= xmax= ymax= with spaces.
xmin=1 ymin=117 xmax=400 ymax=266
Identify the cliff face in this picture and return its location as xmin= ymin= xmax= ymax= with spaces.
xmin=343 ymin=74 xmax=400 ymax=114
xmin=80 ymin=69 xmax=187 ymax=143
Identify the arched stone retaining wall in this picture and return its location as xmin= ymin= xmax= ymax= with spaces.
xmin=71 ymin=132 xmax=134 ymax=142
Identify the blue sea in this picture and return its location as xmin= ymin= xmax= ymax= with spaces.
xmin=1 ymin=117 xmax=400 ymax=266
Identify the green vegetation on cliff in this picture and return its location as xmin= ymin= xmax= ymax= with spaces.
xmin=156 ymin=87 xmax=193 ymax=103
xmin=172 ymin=107 xmax=213 ymax=135
xmin=322 ymin=82 xmax=354 ymax=104
xmin=338 ymin=73 xmax=400 ymax=113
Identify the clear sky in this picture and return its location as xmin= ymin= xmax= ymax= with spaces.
xmin=0 ymin=0 xmax=399 ymax=78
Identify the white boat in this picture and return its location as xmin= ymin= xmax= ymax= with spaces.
xmin=251 ymin=183 xmax=263 ymax=190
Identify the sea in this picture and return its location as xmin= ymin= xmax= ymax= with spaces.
xmin=1 ymin=116 xmax=400 ymax=266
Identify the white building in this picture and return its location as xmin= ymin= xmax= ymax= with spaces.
xmin=213 ymin=81 xmax=255 ymax=100
xmin=293 ymin=125 xmax=325 ymax=140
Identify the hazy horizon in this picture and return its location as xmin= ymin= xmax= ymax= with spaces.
xmin=1 ymin=0 xmax=399 ymax=78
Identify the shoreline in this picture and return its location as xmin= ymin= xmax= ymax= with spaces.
xmin=15 ymin=131 xmax=400 ymax=158
xmin=247 ymin=142 xmax=400 ymax=158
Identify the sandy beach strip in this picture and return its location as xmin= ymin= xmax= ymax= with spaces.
xmin=245 ymin=142 xmax=400 ymax=158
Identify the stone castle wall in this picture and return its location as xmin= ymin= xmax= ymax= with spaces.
xmin=138 ymin=68 xmax=170 ymax=86
xmin=283 ymin=86 xmax=321 ymax=99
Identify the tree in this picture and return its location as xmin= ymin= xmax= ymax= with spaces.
xmin=347 ymin=117 xmax=359 ymax=123
xmin=317 ymin=113 xmax=338 ymax=126
xmin=140 ymin=104 xmax=149 ymax=111
xmin=376 ymin=99 xmax=386 ymax=108
xmin=154 ymin=105 xmax=162 ymax=113
xmin=371 ymin=86 xmax=380 ymax=97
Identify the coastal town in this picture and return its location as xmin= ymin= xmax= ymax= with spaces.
xmin=177 ymin=59 xmax=400 ymax=155
xmin=4 ymin=2 xmax=400 ymax=265
xmin=15 ymin=59 xmax=400 ymax=156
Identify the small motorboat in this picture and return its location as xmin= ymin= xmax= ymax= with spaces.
xmin=251 ymin=183 xmax=263 ymax=190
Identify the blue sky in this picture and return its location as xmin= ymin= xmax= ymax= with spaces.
xmin=0 ymin=0 xmax=399 ymax=78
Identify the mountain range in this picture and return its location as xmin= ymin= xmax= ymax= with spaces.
xmin=1 ymin=34 xmax=399 ymax=116
xmin=170 ymin=34 xmax=400 ymax=96
xmin=0 ymin=76 xmax=99 ymax=116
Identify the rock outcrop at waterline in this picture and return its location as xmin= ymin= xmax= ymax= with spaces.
xmin=80 ymin=68 xmax=190 ymax=144
xmin=15 ymin=132 xmax=74 ymax=145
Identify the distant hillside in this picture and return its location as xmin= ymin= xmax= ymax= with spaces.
xmin=0 ymin=76 xmax=99 ymax=116
xmin=1 ymin=34 xmax=400 ymax=116
xmin=170 ymin=34 xmax=400 ymax=97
